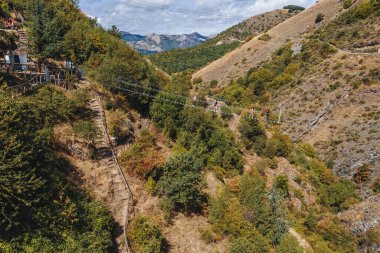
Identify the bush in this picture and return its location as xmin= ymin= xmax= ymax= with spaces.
xmin=353 ymin=164 xmax=372 ymax=184
xmin=276 ymin=234 xmax=303 ymax=253
xmin=315 ymin=13 xmax=325 ymax=23
xmin=120 ymin=130 xmax=164 ymax=178
xmin=127 ymin=216 xmax=164 ymax=253
xmin=343 ymin=0 xmax=352 ymax=9
xmin=316 ymin=218 xmax=358 ymax=253
xmin=265 ymin=131 xmax=294 ymax=158
xmin=156 ymin=153 xmax=204 ymax=212
xmin=73 ymin=120 xmax=99 ymax=146
xmin=258 ymin=34 xmax=272 ymax=42
xmin=209 ymin=189 xmax=250 ymax=238
xmin=320 ymin=180 xmax=357 ymax=212
xmin=274 ymin=175 xmax=290 ymax=199
xmin=229 ymin=233 xmax=270 ymax=253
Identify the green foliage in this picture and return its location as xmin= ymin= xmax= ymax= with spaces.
xmin=239 ymin=173 xmax=274 ymax=237
xmin=107 ymin=25 xmax=121 ymax=39
xmin=258 ymin=34 xmax=272 ymax=41
xmin=283 ymin=5 xmax=305 ymax=12
xmin=151 ymin=100 xmax=243 ymax=171
xmin=0 ymin=88 xmax=112 ymax=251
xmin=315 ymin=13 xmax=325 ymax=23
xmin=316 ymin=218 xmax=358 ymax=253
xmin=265 ymin=131 xmax=294 ymax=158
xmin=149 ymin=41 xmax=240 ymax=74
xmin=209 ymin=189 xmax=250 ymax=238
xmin=343 ymin=0 xmax=352 ymax=9
xmin=229 ymin=233 xmax=270 ymax=253
xmin=127 ymin=216 xmax=164 ymax=253
xmin=73 ymin=120 xmax=99 ymax=145
xmin=274 ymin=175 xmax=290 ymax=199
xmin=276 ymin=233 xmax=303 ymax=253
xmin=238 ymin=115 xmax=266 ymax=153
xmin=320 ymin=180 xmax=357 ymax=212
xmin=156 ymin=153 xmax=204 ymax=212
xmin=27 ymin=0 xmax=80 ymax=61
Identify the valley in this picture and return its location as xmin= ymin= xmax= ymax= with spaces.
xmin=0 ymin=0 xmax=379 ymax=253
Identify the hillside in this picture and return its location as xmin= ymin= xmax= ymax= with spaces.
xmin=0 ymin=0 xmax=165 ymax=251
xmin=191 ymin=0 xmax=380 ymax=251
xmin=2 ymin=0 xmax=380 ymax=253
xmin=149 ymin=9 xmax=298 ymax=74
xmin=122 ymin=32 xmax=210 ymax=54
xmin=192 ymin=0 xmax=343 ymax=86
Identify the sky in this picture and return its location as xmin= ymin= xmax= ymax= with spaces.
xmin=79 ymin=0 xmax=315 ymax=36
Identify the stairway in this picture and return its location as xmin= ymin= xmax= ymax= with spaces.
xmin=89 ymin=93 xmax=133 ymax=253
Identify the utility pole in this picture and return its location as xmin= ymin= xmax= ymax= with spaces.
xmin=278 ymin=108 xmax=283 ymax=125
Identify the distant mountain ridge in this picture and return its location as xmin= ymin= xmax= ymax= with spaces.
xmin=121 ymin=32 xmax=210 ymax=54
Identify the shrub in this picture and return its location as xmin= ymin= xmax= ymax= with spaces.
xmin=304 ymin=209 xmax=319 ymax=231
xmin=73 ymin=120 xmax=99 ymax=146
xmin=320 ymin=180 xmax=357 ymax=212
xmin=210 ymin=80 xmax=218 ymax=88
xmin=315 ymin=13 xmax=325 ymax=23
xmin=156 ymin=153 xmax=204 ymax=212
xmin=316 ymin=218 xmax=358 ymax=253
xmin=258 ymin=34 xmax=272 ymax=42
xmin=343 ymin=0 xmax=352 ymax=9
xmin=127 ymin=216 xmax=164 ymax=253
xmin=372 ymin=176 xmax=380 ymax=193
xmin=229 ymin=233 xmax=270 ymax=253
xmin=353 ymin=164 xmax=372 ymax=184
xmin=209 ymin=189 xmax=249 ymax=238
xmin=265 ymin=131 xmax=294 ymax=158
xmin=276 ymin=233 xmax=303 ymax=253
xmin=221 ymin=106 xmax=233 ymax=120
xmin=274 ymin=175 xmax=290 ymax=199
xmin=119 ymin=130 xmax=164 ymax=178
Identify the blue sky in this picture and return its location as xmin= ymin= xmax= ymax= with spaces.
xmin=79 ymin=0 xmax=314 ymax=35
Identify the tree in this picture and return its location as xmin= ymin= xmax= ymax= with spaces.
xmin=277 ymin=234 xmax=303 ymax=253
xmin=156 ymin=153 xmax=204 ymax=212
xmin=0 ymin=89 xmax=45 ymax=233
xmin=107 ymin=25 xmax=121 ymax=39
xmin=63 ymin=21 xmax=94 ymax=65
xmin=238 ymin=115 xmax=266 ymax=152
xmin=239 ymin=173 xmax=274 ymax=237
xmin=274 ymin=175 xmax=290 ymax=199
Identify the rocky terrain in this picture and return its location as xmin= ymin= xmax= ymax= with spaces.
xmin=121 ymin=32 xmax=209 ymax=54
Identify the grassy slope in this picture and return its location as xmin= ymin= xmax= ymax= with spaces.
xmin=149 ymin=9 xmax=297 ymax=74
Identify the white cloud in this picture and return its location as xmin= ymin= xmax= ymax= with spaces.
xmin=79 ymin=0 xmax=314 ymax=35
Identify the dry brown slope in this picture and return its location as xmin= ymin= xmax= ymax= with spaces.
xmin=193 ymin=0 xmax=343 ymax=86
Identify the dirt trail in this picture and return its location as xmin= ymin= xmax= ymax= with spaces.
xmin=289 ymin=228 xmax=314 ymax=253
